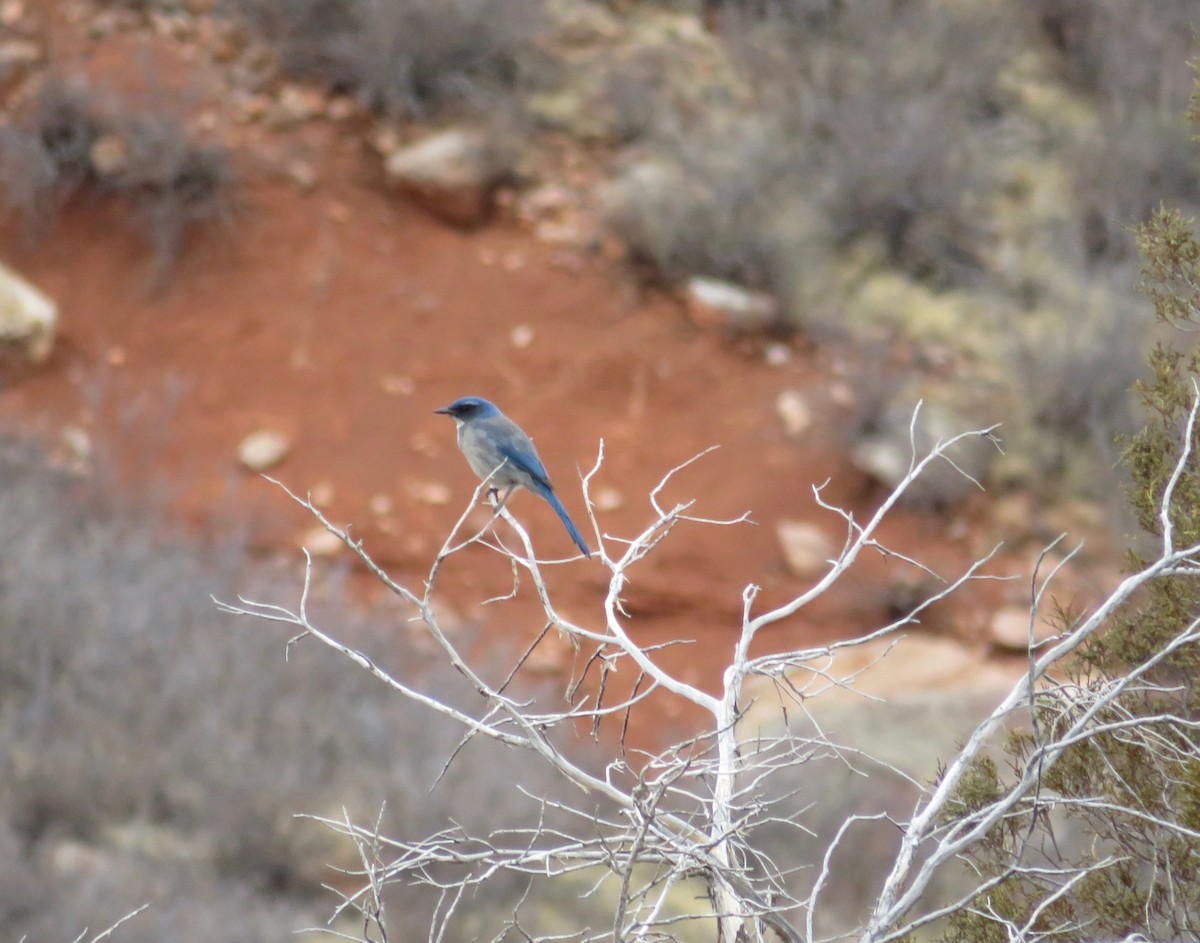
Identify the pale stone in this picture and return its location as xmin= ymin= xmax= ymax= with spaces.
xmin=271 ymin=84 xmax=325 ymax=125
xmin=325 ymin=201 xmax=351 ymax=224
xmin=368 ymin=493 xmax=393 ymax=516
xmin=989 ymin=605 xmax=1060 ymax=652
xmin=379 ymin=374 xmax=414 ymax=395
xmin=775 ymin=389 xmax=813 ymax=437
xmin=0 ymin=39 xmax=40 ymax=68
xmin=594 ymin=487 xmax=624 ymax=512
xmin=764 ymin=342 xmax=791 ymax=366
xmin=777 ymin=520 xmax=834 ymax=578
xmin=384 ymin=128 xmax=505 ymax=228
xmin=309 ymin=479 xmax=335 ymax=506
xmin=89 ymin=134 xmax=129 ymax=176
xmin=283 ymin=158 xmax=317 ymax=191
xmin=685 ymin=277 xmax=778 ymax=332
xmin=851 ymin=396 xmax=996 ymax=508
xmin=302 ymin=526 xmax=343 ymax=557
xmin=237 ymin=429 xmax=290 ymax=471
xmin=407 ymin=480 xmax=452 ymax=506
xmin=326 ymin=96 xmax=356 ymax=121
xmin=1 ymin=1 xmax=26 ymax=27
xmin=61 ymin=425 xmax=91 ymax=464
xmin=0 ymin=262 xmax=56 ymax=362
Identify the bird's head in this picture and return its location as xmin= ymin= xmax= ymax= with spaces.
xmin=434 ymin=396 xmax=501 ymax=424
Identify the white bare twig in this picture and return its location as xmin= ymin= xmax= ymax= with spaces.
xmin=69 ymin=904 xmax=151 ymax=943
xmin=217 ymin=393 xmax=1200 ymax=943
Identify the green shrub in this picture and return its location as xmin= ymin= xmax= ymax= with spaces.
xmin=938 ymin=187 xmax=1200 ymax=943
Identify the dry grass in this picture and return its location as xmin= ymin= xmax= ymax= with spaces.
xmin=0 ymin=433 xmax=589 ymax=939
xmin=0 ymin=76 xmax=235 ymax=289
xmin=226 ymin=0 xmax=551 ymax=121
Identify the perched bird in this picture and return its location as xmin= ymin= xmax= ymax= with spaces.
xmin=435 ymin=396 xmax=592 ymax=558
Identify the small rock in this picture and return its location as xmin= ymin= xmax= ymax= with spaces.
xmin=0 ymin=1 xmax=25 ymax=27
xmin=237 ymin=429 xmax=291 ymax=471
xmin=368 ymin=493 xmax=393 ymax=516
xmin=302 ymin=526 xmax=344 ymax=557
xmin=380 ymin=374 xmax=414 ymax=395
xmin=533 ymin=219 xmax=588 ymax=245
xmin=522 ymin=636 xmax=575 ymax=674
xmin=685 ymin=277 xmax=778 ymax=333
xmin=764 ymin=342 xmax=791 ymax=366
xmin=89 ymin=134 xmax=129 ymax=176
xmin=777 ymin=520 xmax=835 ymax=579
xmin=192 ymin=110 xmax=219 ymax=133
xmin=86 ymin=9 xmax=122 ymax=38
xmin=409 ymin=432 xmax=437 ymax=457
xmin=283 ymin=158 xmax=317 ymax=191
xmin=271 ymin=83 xmax=325 ymax=125
xmin=157 ymin=11 xmax=195 ymax=41
xmin=309 ymin=479 xmax=335 ymax=506
xmin=594 ymin=487 xmax=624 ymax=512
xmin=0 ymin=39 xmax=41 ymax=69
xmin=510 ymin=324 xmax=535 ymax=348
xmin=775 ymin=389 xmax=813 ymax=437
xmin=851 ymin=395 xmax=996 ymax=509
xmin=374 ymin=517 xmax=398 ymax=535
xmin=383 ymin=128 xmax=508 ymax=228
xmin=50 ymin=840 xmax=110 ymax=878
xmin=232 ymin=91 xmax=269 ymax=123
xmin=520 ymin=184 xmax=572 ymax=219
xmin=60 ymin=425 xmax=91 ymax=473
xmin=326 ymin=96 xmax=356 ymax=121
xmin=988 ymin=605 xmax=1060 ymax=652
xmin=828 ymin=381 xmax=855 ymax=409
xmin=325 ymin=201 xmax=351 ymax=224
xmin=368 ymin=124 xmax=402 ymax=156
xmin=0 ymin=262 xmax=57 ymax=362
xmin=407 ymin=480 xmax=452 ymax=506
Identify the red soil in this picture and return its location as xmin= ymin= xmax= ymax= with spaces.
xmin=0 ymin=5 xmax=1014 ymax=740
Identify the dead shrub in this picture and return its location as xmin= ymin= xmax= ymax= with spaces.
xmin=0 ymin=432 xmax=589 ymax=938
xmin=226 ymin=0 xmax=551 ymax=121
xmin=1029 ymin=0 xmax=1197 ymax=113
xmin=0 ymin=76 xmax=235 ymax=288
xmin=605 ymin=0 xmax=1017 ymax=320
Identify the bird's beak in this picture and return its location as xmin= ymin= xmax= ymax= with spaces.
xmin=434 ymin=406 xmax=452 ymax=415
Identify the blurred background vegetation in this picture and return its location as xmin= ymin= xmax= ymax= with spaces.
xmin=3 ymin=0 xmax=1200 ymax=938
xmin=0 ymin=433 xmax=617 ymax=940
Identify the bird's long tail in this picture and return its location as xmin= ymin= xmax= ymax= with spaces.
xmin=538 ymin=486 xmax=592 ymax=558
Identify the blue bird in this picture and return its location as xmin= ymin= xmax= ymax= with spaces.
xmin=435 ymin=396 xmax=592 ymax=558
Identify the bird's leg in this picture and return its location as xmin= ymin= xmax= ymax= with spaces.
xmin=489 ymin=484 xmax=517 ymax=514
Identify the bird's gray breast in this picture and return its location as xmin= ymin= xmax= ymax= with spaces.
xmin=459 ymin=421 xmax=519 ymax=485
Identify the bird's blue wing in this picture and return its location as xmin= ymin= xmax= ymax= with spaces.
xmin=479 ymin=415 xmax=591 ymax=556
xmin=489 ymin=420 xmax=553 ymax=490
